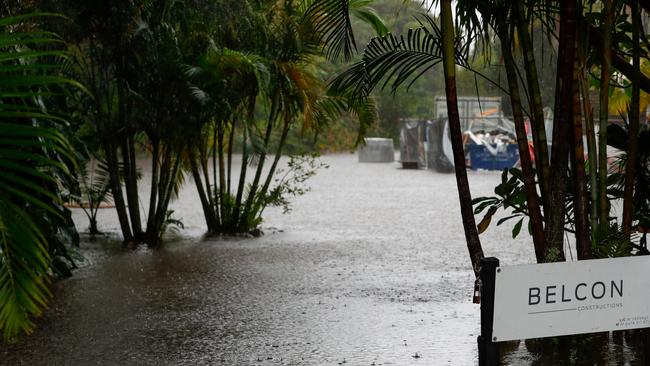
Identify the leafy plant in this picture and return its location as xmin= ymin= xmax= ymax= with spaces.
xmin=182 ymin=0 xmax=383 ymax=236
xmin=473 ymin=168 xmax=530 ymax=239
xmin=0 ymin=13 xmax=81 ymax=340
xmin=262 ymin=153 xmax=328 ymax=215
xmin=160 ymin=210 xmax=184 ymax=237
xmin=73 ymin=157 xmax=111 ymax=235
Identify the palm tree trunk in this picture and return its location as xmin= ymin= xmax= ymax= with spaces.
xmin=217 ymin=121 xmax=227 ymax=223
xmin=103 ymin=138 xmax=133 ymax=243
xmin=146 ymin=140 xmax=160 ymax=233
xmin=441 ymin=0 xmax=484 ymax=277
xmin=497 ymin=22 xmax=546 ymax=263
xmin=212 ymin=121 xmax=218 ymax=213
xmin=239 ymin=94 xmax=280 ymax=231
xmin=227 ymin=118 xmax=236 ymax=196
xmin=578 ymin=55 xmax=598 ymax=244
xmin=234 ymin=118 xmax=250 ymax=229
xmin=127 ymin=135 xmax=141 ymax=234
xmin=571 ymin=68 xmax=591 ymax=260
xmin=598 ymin=0 xmax=614 ymax=227
xmin=622 ymin=2 xmax=641 ymax=238
xmin=121 ymin=135 xmax=142 ymax=238
xmin=116 ymin=68 xmax=142 ymax=239
xmin=189 ymin=148 xmax=216 ymax=232
xmin=200 ymin=138 xmax=218 ymax=225
xmin=254 ymin=115 xmax=292 ymax=216
xmin=152 ymin=153 xmax=182 ymax=245
xmin=150 ymin=149 xmax=171 ymax=240
xmin=544 ymin=0 xmax=578 ymax=262
xmin=513 ymin=0 xmax=551 ymax=210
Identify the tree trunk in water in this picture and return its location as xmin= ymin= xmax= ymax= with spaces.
xmin=127 ymin=135 xmax=141 ymax=234
xmin=622 ymin=3 xmax=641 ymax=238
xmin=545 ymin=0 xmax=579 ymax=262
xmin=150 ymin=154 xmax=182 ymax=246
xmin=227 ymin=118 xmax=236 ymax=196
xmin=498 ymin=22 xmax=546 ymax=263
xmin=598 ymin=0 xmax=614 ymax=227
xmin=200 ymin=139 xmax=218 ymax=226
xmin=441 ymin=0 xmax=484 ymax=277
xmin=212 ymin=121 xmax=218 ymax=215
xmin=146 ymin=140 xmax=160 ymax=233
xmin=217 ymin=121 xmax=227 ymax=223
xmin=233 ymin=103 xmax=254 ymax=230
xmin=122 ymin=135 xmax=142 ymax=238
xmin=571 ymin=67 xmax=591 ymax=260
xmin=255 ymin=115 xmax=292 ymax=216
xmin=513 ymin=0 xmax=551 ymax=211
xmin=115 ymin=67 xmax=141 ymax=239
xmin=190 ymin=148 xmax=216 ymax=233
xmin=103 ymin=138 xmax=133 ymax=243
xmin=239 ymin=95 xmax=279 ymax=231
xmin=154 ymin=148 xmax=172 ymax=223
xmin=89 ymin=218 xmax=98 ymax=236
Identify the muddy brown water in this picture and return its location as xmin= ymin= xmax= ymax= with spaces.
xmin=0 ymin=154 xmax=636 ymax=365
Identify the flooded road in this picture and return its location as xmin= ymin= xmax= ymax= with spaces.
xmin=1 ymin=153 xmax=541 ymax=365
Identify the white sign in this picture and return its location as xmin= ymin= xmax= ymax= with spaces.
xmin=492 ymin=256 xmax=650 ymax=341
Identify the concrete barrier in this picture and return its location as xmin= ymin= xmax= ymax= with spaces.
xmin=358 ymin=138 xmax=395 ymax=163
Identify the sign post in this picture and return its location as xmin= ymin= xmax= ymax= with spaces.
xmin=493 ymin=256 xmax=650 ymax=341
xmin=478 ymin=257 xmax=500 ymax=366
xmin=478 ymin=255 xmax=650 ymax=364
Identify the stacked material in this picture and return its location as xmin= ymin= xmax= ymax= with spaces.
xmin=427 ymin=119 xmax=455 ymax=172
xmin=399 ymin=119 xmax=426 ymax=168
xmin=358 ymin=138 xmax=395 ymax=163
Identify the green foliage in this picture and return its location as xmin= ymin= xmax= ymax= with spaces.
xmin=263 ymin=153 xmax=329 ymax=214
xmin=72 ymin=157 xmax=143 ymax=235
xmin=472 ymin=168 xmax=530 ymax=239
xmin=606 ymin=123 xmax=650 ymax=243
xmin=182 ymin=0 xmax=383 ymax=234
xmin=591 ymin=222 xmax=634 ymax=258
xmin=474 ymin=133 xmax=649 ymax=255
xmin=0 ymin=13 xmax=79 ymax=340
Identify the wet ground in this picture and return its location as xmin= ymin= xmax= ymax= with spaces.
xmin=1 ymin=153 xmax=634 ymax=365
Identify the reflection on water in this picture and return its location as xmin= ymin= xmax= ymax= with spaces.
xmin=501 ymin=333 xmax=644 ymax=365
xmin=0 ymin=154 xmax=639 ymax=365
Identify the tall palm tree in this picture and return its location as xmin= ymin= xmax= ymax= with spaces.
xmin=328 ymin=10 xmax=489 ymax=272
xmin=440 ymin=0 xmax=484 ymax=275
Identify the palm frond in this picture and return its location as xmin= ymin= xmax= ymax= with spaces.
xmin=304 ymin=0 xmax=357 ymax=61
xmin=350 ymin=3 xmax=388 ymax=37
xmin=0 ymin=13 xmax=78 ymax=341
xmin=329 ymin=15 xmax=469 ymax=100
xmin=303 ymin=0 xmax=389 ymax=61
xmin=0 ymin=200 xmax=51 ymax=340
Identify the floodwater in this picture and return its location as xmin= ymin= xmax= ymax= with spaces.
xmin=0 ymin=153 xmax=638 ymax=365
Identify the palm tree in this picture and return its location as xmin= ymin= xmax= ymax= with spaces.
xmin=0 ymin=13 xmax=81 ymax=340
xmin=328 ymin=8 xmax=489 ymax=272
xmin=183 ymin=0 xmax=383 ymax=235
xmin=331 ymin=0 xmax=650 ymax=265
xmin=439 ymin=0 xmax=484 ymax=275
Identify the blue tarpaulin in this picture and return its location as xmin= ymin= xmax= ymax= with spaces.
xmin=468 ymin=143 xmax=519 ymax=170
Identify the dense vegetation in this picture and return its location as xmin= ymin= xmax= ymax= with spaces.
xmin=1 ymin=1 xmax=649 ymax=360
xmin=0 ymin=0 xmax=384 ymax=340
xmin=331 ymin=0 xmax=648 ymax=357
xmin=0 ymin=13 xmax=81 ymax=340
xmin=332 ymin=0 xmax=649 ymax=266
